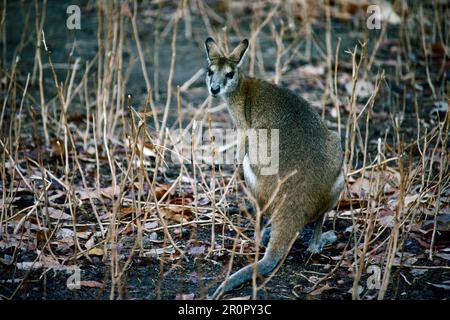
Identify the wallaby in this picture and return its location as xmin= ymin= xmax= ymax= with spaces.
xmin=204 ymin=37 xmax=344 ymax=299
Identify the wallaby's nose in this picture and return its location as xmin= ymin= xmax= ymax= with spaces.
xmin=211 ymin=87 xmax=220 ymax=95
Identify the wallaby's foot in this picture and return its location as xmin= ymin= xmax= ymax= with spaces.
xmin=307 ymin=230 xmax=337 ymax=253
xmin=307 ymin=240 xmax=322 ymax=254
xmin=306 ymin=217 xmax=336 ymax=253
xmin=210 ymin=250 xmax=280 ymax=299
xmin=307 ymin=217 xmax=323 ymax=253
xmin=257 ymin=222 xmax=337 ymax=253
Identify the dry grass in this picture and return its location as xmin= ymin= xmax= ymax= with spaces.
xmin=0 ymin=0 xmax=449 ymax=300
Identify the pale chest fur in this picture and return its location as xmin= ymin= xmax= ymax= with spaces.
xmin=243 ymin=154 xmax=257 ymax=192
xmin=225 ymin=91 xmax=257 ymax=192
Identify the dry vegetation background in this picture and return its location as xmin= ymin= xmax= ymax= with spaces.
xmin=0 ymin=0 xmax=449 ymax=300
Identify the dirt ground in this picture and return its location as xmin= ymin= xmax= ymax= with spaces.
xmin=1 ymin=1 xmax=449 ymax=300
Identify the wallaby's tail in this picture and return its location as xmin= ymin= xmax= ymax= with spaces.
xmin=211 ymin=210 xmax=304 ymax=299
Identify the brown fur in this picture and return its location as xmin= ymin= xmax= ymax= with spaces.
xmin=228 ymin=76 xmax=343 ymax=254
xmin=205 ymin=37 xmax=344 ymax=298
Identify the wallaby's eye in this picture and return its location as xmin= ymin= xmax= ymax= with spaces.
xmin=207 ymin=68 xmax=214 ymax=76
xmin=226 ymin=71 xmax=235 ymax=79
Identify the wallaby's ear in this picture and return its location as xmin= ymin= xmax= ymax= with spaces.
xmin=229 ymin=39 xmax=249 ymax=67
xmin=205 ymin=37 xmax=222 ymax=63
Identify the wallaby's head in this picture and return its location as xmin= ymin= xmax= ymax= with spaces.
xmin=204 ymin=37 xmax=249 ymax=97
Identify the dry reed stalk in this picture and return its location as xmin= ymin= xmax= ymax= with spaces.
xmin=377 ymin=118 xmax=406 ymax=300
xmin=131 ymin=1 xmax=158 ymax=131
xmin=333 ymin=37 xmax=342 ymax=137
xmin=33 ymin=0 xmax=49 ymax=145
xmin=322 ymin=0 xmax=333 ymax=119
xmin=344 ymin=42 xmax=366 ymax=174
xmin=159 ymin=0 xmax=183 ymax=143
xmin=0 ymin=0 xmax=6 ymax=68
xmin=0 ymin=56 xmax=20 ymax=134
xmin=207 ymin=112 xmax=217 ymax=252
xmin=428 ymin=117 xmax=448 ymax=258
xmin=270 ymin=21 xmax=285 ymax=85
xmin=418 ymin=5 xmax=436 ymax=99
xmin=40 ymin=28 xmax=107 ymax=240
xmin=109 ymin=7 xmax=125 ymax=141
xmin=196 ymin=0 xmax=214 ymax=37
xmin=153 ymin=2 xmax=162 ymax=103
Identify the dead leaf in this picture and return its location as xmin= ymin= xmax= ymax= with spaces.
xmin=51 ymin=139 xmax=64 ymax=157
xmin=0 ymin=197 xmax=19 ymax=209
xmin=99 ymin=186 xmax=120 ymax=199
xmin=175 ymin=293 xmax=195 ymax=300
xmin=154 ymin=184 xmax=173 ymax=200
xmin=343 ymin=76 xmax=374 ymax=99
xmin=88 ymin=247 xmax=104 ymax=256
xmin=435 ymin=253 xmax=450 ymax=261
xmin=410 ymin=234 xmax=433 ymax=249
xmin=85 ymin=236 xmax=96 ymax=250
xmin=428 ymin=282 xmax=450 ymax=291
xmin=143 ymin=247 xmax=175 ymax=257
xmin=308 ymin=283 xmax=333 ymax=296
xmin=379 ymin=215 xmax=395 ymax=228
xmin=0 ymin=238 xmax=20 ymax=250
xmin=422 ymin=214 xmax=450 ymax=232
xmin=392 ymin=252 xmax=418 ymax=265
xmin=55 ymin=237 xmax=74 ymax=247
xmin=161 ymin=207 xmax=192 ymax=223
xmin=39 ymin=253 xmax=62 ymax=267
xmin=404 ymin=194 xmax=420 ymax=207
xmin=378 ymin=207 xmax=396 ymax=228
xmin=57 ymin=228 xmax=75 ymax=239
xmin=79 ymin=280 xmax=104 ymax=288
xmin=17 ymin=262 xmax=45 ymax=270
xmin=296 ymin=64 xmax=325 ymax=77
xmin=144 ymin=221 xmax=158 ymax=229
xmin=119 ymin=206 xmax=139 ymax=219
xmin=169 ymin=197 xmax=194 ymax=205
xmin=350 ymin=176 xmax=371 ymax=198
xmin=76 ymin=188 xmax=101 ymax=201
xmin=337 ymin=197 xmax=368 ymax=209
xmin=410 ymin=269 xmax=428 ymax=277
xmin=46 ymin=208 xmax=72 ymax=221
xmin=10 ymin=213 xmax=41 ymax=233
xmin=189 ymin=245 xmax=206 ymax=256
xmin=76 ymin=231 xmax=93 ymax=240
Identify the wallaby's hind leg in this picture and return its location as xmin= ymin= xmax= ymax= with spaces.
xmin=260 ymin=215 xmax=335 ymax=254
xmin=257 ymin=226 xmax=271 ymax=247
xmin=211 ymin=216 xmax=302 ymax=299
xmin=307 ymin=215 xmax=324 ymax=253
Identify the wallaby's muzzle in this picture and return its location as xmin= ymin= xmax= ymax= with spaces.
xmin=210 ymin=86 xmax=220 ymax=96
